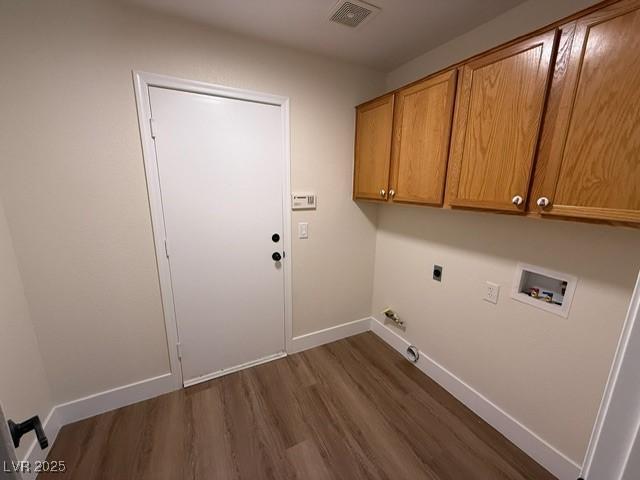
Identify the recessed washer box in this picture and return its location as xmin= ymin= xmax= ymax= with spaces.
xmin=511 ymin=263 xmax=577 ymax=318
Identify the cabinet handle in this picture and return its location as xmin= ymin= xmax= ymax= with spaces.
xmin=536 ymin=197 xmax=550 ymax=208
xmin=389 ymin=189 xmax=395 ymax=199
xmin=511 ymin=195 xmax=524 ymax=207
xmin=380 ymin=189 xmax=386 ymax=198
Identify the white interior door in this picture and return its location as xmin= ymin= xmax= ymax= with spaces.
xmin=149 ymin=86 xmax=285 ymax=386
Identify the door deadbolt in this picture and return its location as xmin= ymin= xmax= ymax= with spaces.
xmin=272 ymin=233 xmax=280 ymax=243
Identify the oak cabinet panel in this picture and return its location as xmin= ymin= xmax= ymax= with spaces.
xmin=446 ymin=31 xmax=557 ymax=212
xmin=530 ymin=0 xmax=640 ymax=223
xmin=353 ymin=94 xmax=394 ymax=201
xmin=353 ymin=0 xmax=640 ymax=226
xmin=389 ymin=70 xmax=458 ymax=205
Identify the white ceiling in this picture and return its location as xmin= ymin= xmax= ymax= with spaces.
xmin=128 ymin=0 xmax=527 ymax=70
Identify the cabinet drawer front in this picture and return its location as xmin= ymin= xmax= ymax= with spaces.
xmin=390 ymin=70 xmax=457 ymax=205
xmin=353 ymin=94 xmax=394 ymax=201
xmin=533 ymin=0 xmax=640 ymax=223
xmin=447 ymin=31 xmax=557 ymax=212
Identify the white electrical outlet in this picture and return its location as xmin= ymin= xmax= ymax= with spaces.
xmin=484 ymin=281 xmax=500 ymax=304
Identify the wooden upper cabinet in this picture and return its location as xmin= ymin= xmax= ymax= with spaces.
xmin=353 ymin=94 xmax=394 ymax=201
xmin=446 ymin=31 xmax=557 ymax=212
xmin=389 ymin=70 xmax=458 ymax=205
xmin=530 ymin=0 xmax=640 ymax=223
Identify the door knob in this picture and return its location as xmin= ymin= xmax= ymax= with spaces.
xmin=511 ymin=195 xmax=524 ymax=206
xmin=272 ymin=252 xmax=282 ymax=262
xmin=389 ymin=189 xmax=396 ymax=199
xmin=8 ymin=416 xmax=48 ymax=449
xmin=379 ymin=189 xmax=386 ymax=198
xmin=537 ymin=197 xmax=550 ymax=208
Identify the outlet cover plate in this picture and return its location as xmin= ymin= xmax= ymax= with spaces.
xmin=484 ymin=281 xmax=500 ymax=304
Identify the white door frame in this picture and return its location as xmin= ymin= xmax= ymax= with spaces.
xmin=580 ymin=269 xmax=640 ymax=479
xmin=132 ymin=71 xmax=293 ymax=389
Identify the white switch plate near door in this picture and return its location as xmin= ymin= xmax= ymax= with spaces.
xmin=298 ymin=222 xmax=309 ymax=239
xmin=484 ymin=282 xmax=500 ymax=304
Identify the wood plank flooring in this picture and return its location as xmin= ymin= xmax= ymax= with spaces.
xmin=41 ymin=332 xmax=556 ymax=480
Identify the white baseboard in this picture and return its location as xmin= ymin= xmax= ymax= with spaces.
xmin=18 ymin=317 xmax=368 ymax=471
xmin=370 ymin=317 xmax=581 ymax=480
xmin=287 ymin=316 xmax=372 ymax=354
xmin=23 ymin=408 xmax=62 ymax=480
xmin=21 ymin=316 xmax=369 ymax=466
xmin=38 ymin=315 xmax=370 ymax=433
xmin=22 ymin=316 xmax=578 ymax=480
xmin=21 ymin=373 xmax=176 ymax=478
xmin=55 ymin=372 xmax=177 ymax=426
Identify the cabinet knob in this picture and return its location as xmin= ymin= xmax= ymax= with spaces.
xmin=536 ymin=197 xmax=550 ymax=208
xmin=379 ymin=189 xmax=386 ymax=198
xmin=389 ymin=189 xmax=395 ymax=199
xmin=511 ymin=195 xmax=524 ymax=207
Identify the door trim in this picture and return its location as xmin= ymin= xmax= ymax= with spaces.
xmin=133 ymin=71 xmax=293 ymax=389
xmin=580 ymin=269 xmax=640 ymax=479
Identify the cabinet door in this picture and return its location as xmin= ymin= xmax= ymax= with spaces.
xmin=446 ymin=31 xmax=557 ymax=212
xmin=389 ymin=70 xmax=458 ymax=205
xmin=353 ymin=94 xmax=394 ymax=201
xmin=530 ymin=0 xmax=640 ymax=223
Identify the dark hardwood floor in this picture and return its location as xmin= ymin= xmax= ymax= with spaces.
xmin=41 ymin=332 xmax=556 ymax=480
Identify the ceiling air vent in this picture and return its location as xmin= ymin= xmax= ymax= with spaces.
xmin=329 ymin=0 xmax=380 ymax=28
